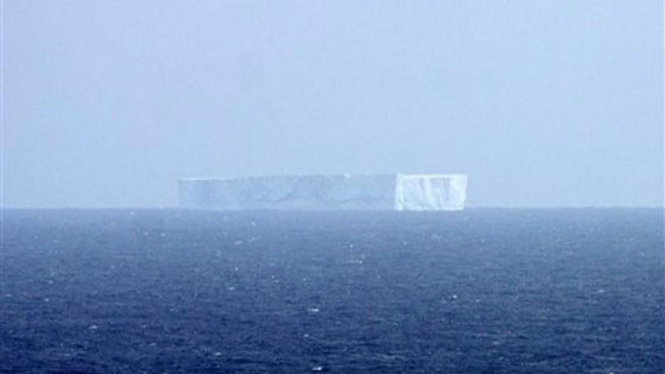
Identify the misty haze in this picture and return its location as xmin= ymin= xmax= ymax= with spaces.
xmin=1 ymin=1 xmax=663 ymax=373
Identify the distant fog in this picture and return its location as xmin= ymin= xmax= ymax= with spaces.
xmin=3 ymin=1 xmax=663 ymax=208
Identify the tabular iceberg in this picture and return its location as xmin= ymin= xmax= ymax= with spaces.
xmin=179 ymin=174 xmax=467 ymax=211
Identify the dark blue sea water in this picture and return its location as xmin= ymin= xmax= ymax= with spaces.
xmin=1 ymin=209 xmax=663 ymax=373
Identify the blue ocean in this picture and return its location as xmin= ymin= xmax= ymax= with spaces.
xmin=1 ymin=209 xmax=663 ymax=373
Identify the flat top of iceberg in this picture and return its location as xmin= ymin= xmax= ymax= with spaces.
xmin=180 ymin=173 xmax=467 ymax=181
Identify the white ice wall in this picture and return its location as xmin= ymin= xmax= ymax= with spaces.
xmin=394 ymin=174 xmax=467 ymax=211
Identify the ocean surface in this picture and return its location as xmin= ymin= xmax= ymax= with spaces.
xmin=1 ymin=209 xmax=663 ymax=373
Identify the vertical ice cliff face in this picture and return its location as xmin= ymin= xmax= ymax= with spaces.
xmin=394 ymin=174 xmax=467 ymax=211
xmin=179 ymin=174 xmax=467 ymax=211
xmin=179 ymin=175 xmax=396 ymax=210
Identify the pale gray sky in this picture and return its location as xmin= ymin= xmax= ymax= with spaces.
xmin=2 ymin=0 xmax=663 ymax=208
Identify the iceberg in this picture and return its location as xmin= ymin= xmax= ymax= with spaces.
xmin=179 ymin=174 xmax=467 ymax=211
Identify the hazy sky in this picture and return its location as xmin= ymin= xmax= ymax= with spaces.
xmin=3 ymin=0 xmax=663 ymax=208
